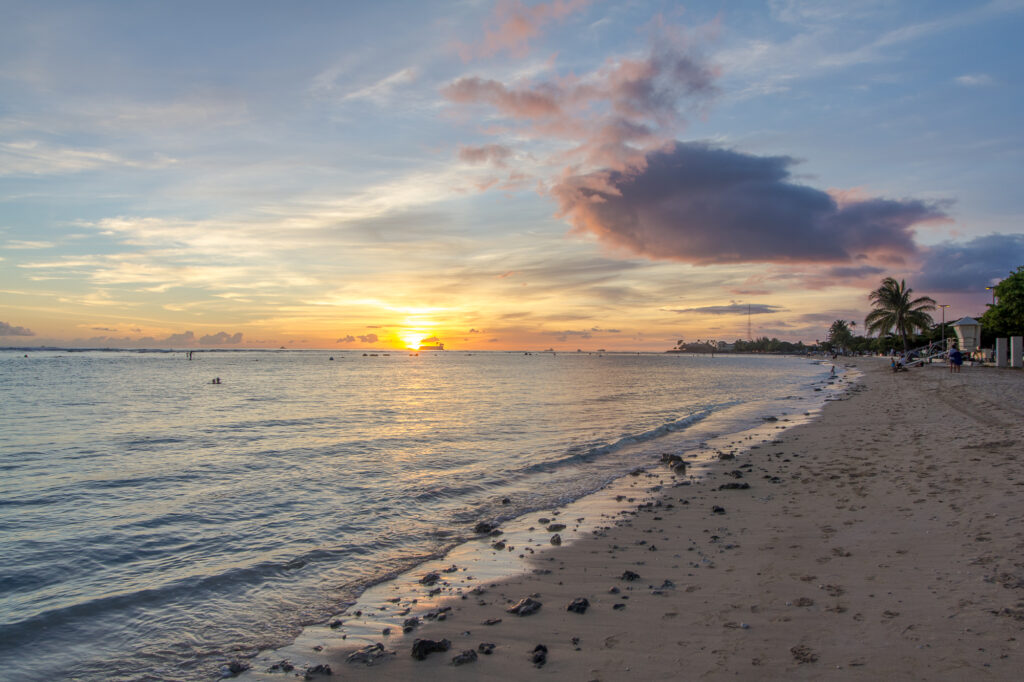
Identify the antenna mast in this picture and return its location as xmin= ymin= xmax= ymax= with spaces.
xmin=747 ymin=304 xmax=752 ymax=341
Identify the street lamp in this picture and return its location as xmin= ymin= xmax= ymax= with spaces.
xmin=939 ymin=304 xmax=950 ymax=350
xmin=985 ymin=286 xmax=996 ymax=305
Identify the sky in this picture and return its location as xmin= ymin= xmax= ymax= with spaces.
xmin=2 ymin=0 xmax=1023 ymax=351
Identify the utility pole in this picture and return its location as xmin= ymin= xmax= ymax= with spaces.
xmin=939 ymin=304 xmax=950 ymax=349
xmin=747 ymin=304 xmax=752 ymax=342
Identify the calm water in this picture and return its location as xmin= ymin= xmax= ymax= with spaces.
xmin=0 ymin=350 xmax=830 ymax=680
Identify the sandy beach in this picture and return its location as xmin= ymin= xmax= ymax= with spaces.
xmin=243 ymin=358 xmax=1024 ymax=681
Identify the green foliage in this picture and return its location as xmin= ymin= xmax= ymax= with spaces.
xmin=980 ymin=266 xmax=1024 ymax=337
xmin=731 ymin=337 xmax=808 ymax=353
xmin=827 ymin=320 xmax=854 ymax=351
xmin=864 ymin=277 xmax=936 ymax=351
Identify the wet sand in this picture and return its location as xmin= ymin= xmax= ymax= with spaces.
xmin=242 ymin=359 xmax=1023 ymax=680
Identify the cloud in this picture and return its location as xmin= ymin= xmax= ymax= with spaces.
xmin=916 ymin=233 xmax=1024 ymax=292
xmin=336 ymin=335 xmax=356 ymax=343
xmin=822 ymin=265 xmax=885 ymax=279
xmin=0 ymin=140 xmax=175 ymax=176
xmin=341 ymin=67 xmax=419 ymax=104
xmin=546 ymin=329 xmax=592 ymax=341
xmin=460 ymin=0 xmax=591 ymax=60
xmin=421 ymin=335 xmax=441 ymax=343
xmin=553 ymin=141 xmax=947 ymax=265
xmin=357 ymin=333 xmax=379 ymax=343
xmin=458 ymin=144 xmax=514 ymax=167
xmin=163 ymin=331 xmax=196 ymax=346
xmin=91 ymin=326 xmax=117 ymax=332
xmin=4 ymin=240 xmax=54 ymax=249
xmin=0 ymin=321 xmax=35 ymax=336
xmin=199 ymin=331 xmax=243 ymax=345
xmin=954 ymin=73 xmax=994 ymax=87
xmin=443 ymin=22 xmax=719 ymax=167
xmin=668 ymin=303 xmax=784 ymax=315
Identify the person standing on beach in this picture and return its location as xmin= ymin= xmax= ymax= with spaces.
xmin=949 ymin=346 xmax=963 ymax=373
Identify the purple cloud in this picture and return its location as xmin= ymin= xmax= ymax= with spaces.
xmin=554 ymin=142 xmax=947 ymax=265
xmin=199 ymin=331 xmax=243 ymax=345
xmin=0 ymin=321 xmax=35 ymax=336
xmin=917 ymin=233 xmax=1024 ymax=292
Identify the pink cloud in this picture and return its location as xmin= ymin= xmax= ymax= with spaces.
xmin=443 ymin=24 xmax=719 ymax=170
xmin=459 ymin=0 xmax=591 ymax=60
xmin=458 ymin=143 xmax=514 ymax=167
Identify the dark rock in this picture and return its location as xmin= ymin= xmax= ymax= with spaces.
xmin=613 ymin=603 xmax=626 ymax=610
xmin=762 ymin=416 xmax=778 ymax=422
xmin=790 ymin=645 xmax=818 ymax=663
xmin=473 ymin=521 xmax=497 ymax=534
xmin=727 ymin=470 xmax=744 ymax=478
xmin=659 ymin=579 xmax=675 ymax=589
xmin=478 ymin=642 xmax=496 ymax=655
xmin=546 ymin=523 xmax=566 ymax=532
xmin=672 ymin=460 xmax=688 ymax=474
xmin=222 ymin=660 xmax=250 ymax=677
xmin=712 ymin=505 xmax=726 ymax=514
xmin=621 ymin=570 xmax=641 ymax=581
xmin=269 ymin=660 xmax=294 ymax=672
xmin=442 ymin=564 xmax=459 ymax=572
xmin=608 ymin=586 xmax=620 ymax=594
xmin=489 ymin=529 xmax=503 ymax=536
xmin=304 ymin=663 xmax=332 ymax=677
xmin=567 ymin=598 xmax=589 ymax=614
xmin=411 ymin=638 xmax=451 ymax=660
xmin=550 ymin=533 xmax=562 ymax=545
xmin=328 ymin=618 xmax=344 ymax=629
xmin=531 ymin=644 xmax=548 ymax=667
xmin=492 ymin=540 xmax=506 ymax=550
xmin=539 ymin=517 xmax=550 ymax=524
xmin=346 ymin=643 xmax=390 ymax=666
xmin=501 ymin=497 xmax=511 ymax=504
xmin=507 ymin=597 xmax=542 ymax=616
xmin=402 ymin=617 xmax=420 ymax=632
xmin=660 ymin=453 xmax=683 ymax=465
xmin=483 ymin=618 xmax=502 ymax=625
xmin=419 ymin=572 xmax=441 ymax=585
xmin=452 ymin=649 xmax=478 ymax=666
xmin=382 ymin=627 xmax=391 ymax=636
xmin=629 ymin=467 xmax=645 ymax=476
xmin=718 ymin=482 xmax=750 ymax=490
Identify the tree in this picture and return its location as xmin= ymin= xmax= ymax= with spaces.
xmin=980 ymin=266 xmax=1024 ymax=337
xmin=864 ymin=277 xmax=936 ymax=352
xmin=827 ymin=320 xmax=854 ymax=353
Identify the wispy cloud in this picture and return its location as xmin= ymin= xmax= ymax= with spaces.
xmin=0 ymin=140 xmax=176 ymax=176
xmin=954 ymin=73 xmax=995 ymax=87
xmin=4 ymin=240 xmax=54 ymax=249
xmin=340 ymin=67 xmax=419 ymax=104
xmin=668 ymin=303 xmax=784 ymax=315
xmin=458 ymin=0 xmax=591 ymax=60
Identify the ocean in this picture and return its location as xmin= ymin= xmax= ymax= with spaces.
xmin=0 ymin=349 xmax=833 ymax=680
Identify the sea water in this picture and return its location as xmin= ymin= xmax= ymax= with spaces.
xmin=0 ymin=350 xmax=831 ymax=680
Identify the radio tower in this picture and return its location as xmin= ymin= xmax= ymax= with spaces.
xmin=747 ymin=304 xmax=752 ymax=341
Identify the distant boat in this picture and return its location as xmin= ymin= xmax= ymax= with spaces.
xmin=418 ymin=342 xmax=445 ymax=351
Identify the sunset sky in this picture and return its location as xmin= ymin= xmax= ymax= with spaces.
xmin=2 ymin=0 xmax=1023 ymax=350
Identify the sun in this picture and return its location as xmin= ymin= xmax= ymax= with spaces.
xmin=399 ymin=332 xmax=425 ymax=350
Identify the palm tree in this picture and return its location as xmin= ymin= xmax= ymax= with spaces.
xmin=827 ymin=319 xmax=853 ymax=353
xmin=864 ymin=277 xmax=936 ymax=352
